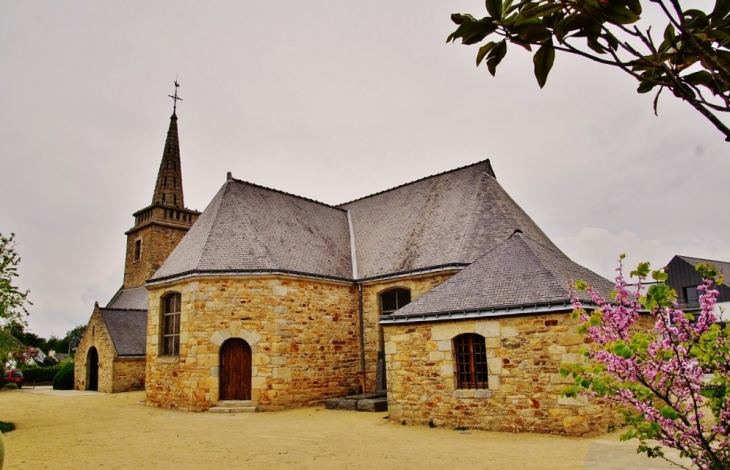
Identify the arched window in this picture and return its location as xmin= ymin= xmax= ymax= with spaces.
xmin=161 ymin=293 xmax=181 ymax=356
xmin=454 ymin=333 xmax=488 ymax=389
xmin=379 ymin=288 xmax=411 ymax=316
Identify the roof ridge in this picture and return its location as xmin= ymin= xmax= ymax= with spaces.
xmin=190 ymin=181 xmax=231 ymax=271
xmin=99 ymin=308 xmax=148 ymax=312
xmin=514 ymin=231 xmax=565 ymax=256
xmin=517 ymin=235 xmax=573 ymax=297
xmin=105 ymin=286 xmax=125 ymax=307
xmin=337 ymin=159 xmax=494 ymax=206
xmin=677 ymin=254 xmax=730 ymax=264
xmin=229 ymin=176 xmax=347 ymax=212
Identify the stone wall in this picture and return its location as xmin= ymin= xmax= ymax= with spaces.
xmin=112 ymin=358 xmax=146 ymax=392
xmin=383 ymin=313 xmax=654 ymax=436
xmin=360 ymin=272 xmax=457 ymax=391
xmin=123 ymin=222 xmax=191 ymax=289
xmin=145 ymin=275 xmax=361 ymax=411
xmin=75 ymin=306 xmax=116 ymax=393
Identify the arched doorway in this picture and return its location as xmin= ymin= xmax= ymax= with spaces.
xmin=87 ymin=347 xmax=99 ymax=391
xmin=219 ymin=338 xmax=252 ymax=400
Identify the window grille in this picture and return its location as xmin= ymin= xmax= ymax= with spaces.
xmin=454 ymin=334 xmax=488 ymax=389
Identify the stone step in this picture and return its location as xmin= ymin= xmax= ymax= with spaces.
xmin=324 ymin=393 xmax=388 ymax=412
xmin=217 ymin=400 xmax=254 ymax=407
xmin=209 ymin=400 xmax=257 ymax=413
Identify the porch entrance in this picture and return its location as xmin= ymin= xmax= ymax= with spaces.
xmin=219 ymin=338 xmax=252 ymax=400
xmin=87 ymin=347 xmax=99 ymax=391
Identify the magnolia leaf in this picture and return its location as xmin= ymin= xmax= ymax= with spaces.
xmin=518 ymin=3 xmax=564 ymax=23
xmin=616 ymin=0 xmax=642 ymax=15
xmin=476 ymin=41 xmax=498 ymax=66
xmin=487 ymin=40 xmax=508 ymax=76
xmin=533 ymin=39 xmax=555 ymax=88
xmin=637 ymin=80 xmax=657 ymax=94
xmin=663 ymin=23 xmax=677 ymax=49
xmin=711 ymin=0 xmax=730 ymax=19
xmin=653 ymin=87 xmax=662 ymax=116
xmin=587 ymin=36 xmax=607 ymax=54
xmin=485 ymin=0 xmax=503 ymax=20
xmin=602 ymin=4 xmax=640 ymax=25
xmin=450 ymin=13 xmax=475 ymax=25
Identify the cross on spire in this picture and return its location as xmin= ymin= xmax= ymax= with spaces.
xmin=168 ymin=79 xmax=182 ymax=114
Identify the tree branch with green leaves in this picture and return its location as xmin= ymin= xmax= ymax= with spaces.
xmin=448 ymin=0 xmax=730 ymax=141
xmin=0 ymin=233 xmax=31 ymax=327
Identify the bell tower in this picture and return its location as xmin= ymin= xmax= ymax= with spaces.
xmin=122 ymin=81 xmax=200 ymax=289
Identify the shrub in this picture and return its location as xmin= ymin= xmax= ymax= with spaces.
xmin=42 ymin=357 xmax=57 ymax=366
xmin=52 ymin=361 xmax=74 ymax=390
xmin=3 ymin=383 xmax=17 ymax=390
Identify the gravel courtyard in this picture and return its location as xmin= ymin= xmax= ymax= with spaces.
xmin=0 ymin=387 xmax=686 ymax=470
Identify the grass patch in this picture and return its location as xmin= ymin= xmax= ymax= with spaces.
xmin=0 ymin=421 xmax=15 ymax=433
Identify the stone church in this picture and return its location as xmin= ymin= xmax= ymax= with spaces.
xmin=76 ymin=99 xmax=632 ymax=436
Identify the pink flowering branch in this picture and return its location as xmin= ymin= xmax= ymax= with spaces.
xmin=563 ymin=259 xmax=729 ymax=470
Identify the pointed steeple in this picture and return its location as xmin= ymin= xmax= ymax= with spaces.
xmin=152 ymin=80 xmax=185 ymax=208
xmin=122 ymin=82 xmax=200 ymax=290
xmin=151 ymin=113 xmax=185 ymax=208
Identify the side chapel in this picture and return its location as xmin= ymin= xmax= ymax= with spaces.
xmin=76 ymin=91 xmax=639 ymax=436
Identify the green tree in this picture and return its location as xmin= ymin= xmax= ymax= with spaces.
xmin=4 ymin=321 xmax=48 ymax=352
xmin=448 ymin=0 xmax=730 ymax=141
xmin=0 ymin=233 xmax=31 ymax=327
xmin=63 ymin=325 xmax=86 ymax=357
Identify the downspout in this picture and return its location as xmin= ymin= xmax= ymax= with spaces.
xmin=358 ymin=282 xmax=366 ymax=393
xmin=347 ymin=210 xmax=367 ymax=393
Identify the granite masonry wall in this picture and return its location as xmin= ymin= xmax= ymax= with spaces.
xmin=383 ymin=313 xmax=655 ymax=437
xmin=111 ymin=358 xmax=146 ymax=392
xmin=124 ymin=222 xmax=192 ymax=289
xmin=75 ymin=307 xmax=146 ymax=393
xmin=75 ymin=307 xmax=115 ymax=392
xmin=145 ymin=275 xmax=361 ymax=411
xmin=360 ymin=271 xmax=458 ymax=391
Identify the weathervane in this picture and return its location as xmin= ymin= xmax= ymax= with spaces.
xmin=168 ymin=78 xmax=182 ymax=114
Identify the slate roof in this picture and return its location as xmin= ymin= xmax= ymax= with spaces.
xmin=107 ymin=286 xmax=148 ymax=310
xmin=150 ymin=160 xmax=561 ymax=284
xmin=382 ymin=232 xmax=614 ymax=323
xmin=150 ymin=177 xmax=353 ymax=282
xmin=676 ymin=255 xmax=730 ymax=283
xmin=99 ymin=308 xmax=147 ymax=357
xmin=341 ymin=160 xmax=560 ymax=279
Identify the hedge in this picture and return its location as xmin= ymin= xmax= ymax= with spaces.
xmin=19 ymin=366 xmax=62 ymax=384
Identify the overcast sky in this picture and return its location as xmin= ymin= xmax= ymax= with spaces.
xmin=2 ymin=1 xmax=729 ymax=340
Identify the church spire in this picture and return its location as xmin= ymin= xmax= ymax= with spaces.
xmin=152 ymin=80 xmax=185 ymax=208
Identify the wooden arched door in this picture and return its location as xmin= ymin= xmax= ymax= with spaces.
xmin=219 ymin=338 xmax=252 ymax=400
xmin=87 ymin=347 xmax=99 ymax=391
